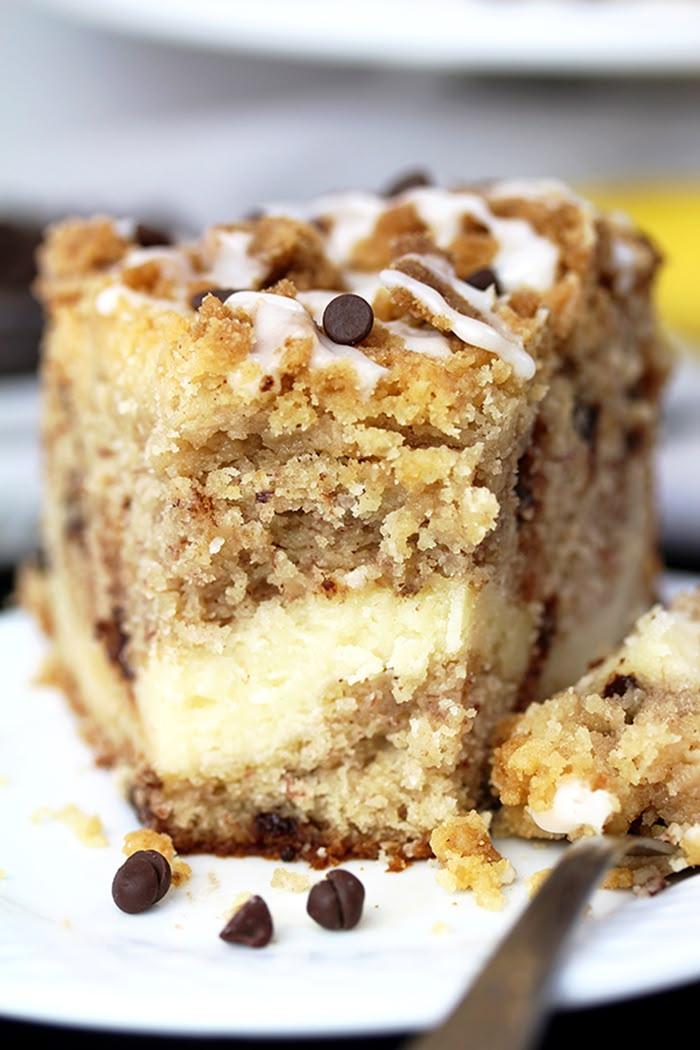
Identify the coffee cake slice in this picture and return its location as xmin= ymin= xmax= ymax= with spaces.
xmin=491 ymin=587 xmax=700 ymax=873
xmin=30 ymin=177 xmax=668 ymax=863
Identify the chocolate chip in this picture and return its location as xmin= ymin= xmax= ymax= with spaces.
xmin=190 ymin=287 xmax=237 ymax=310
xmin=383 ymin=169 xmax=433 ymax=197
xmin=573 ymin=400 xmax=600 ymax=447
xmin=465 ymin=267 xmax=503 ymax=295
xmin=514 ymin=446 xmax=537 ymax=525
xmin=96 ymin=611 xmax=133 ymax=680
xmin=140 ymin=849 xmax=172 ymax=901
xmin=254 ymin=812 xmax=298 ymax=840
xmin=219 ymin=895 xmax=273 ymax=948
xmin=602 ymin=673 xmax=639 ymax=699
xmin=112 ymin=852 xmax=161 ymax=913
xmin=134 ymin=223 xmax=171 ymax=248
xmin=322 ymin=294 xmax=373 ymax=346
xmin=306 ymin=869 xmax=365 ymax=931
xmin=515 ymin=596 xmax=558 ymax=711
xmin=625 ymin=425 xmax=646 ymax=455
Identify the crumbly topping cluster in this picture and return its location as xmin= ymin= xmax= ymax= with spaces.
xmin=491 ymin=587 xmax=700 ymax=863
xmin=430 ymin=810 xmax=515 ymax=909
xmin=36 ymin=177 xmax=658 ymax=415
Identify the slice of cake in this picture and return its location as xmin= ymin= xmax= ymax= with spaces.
xmin=491 ymin=587 xmax=700 ymax=871
xmin=28 ymin=176 xmax=669 ymax=863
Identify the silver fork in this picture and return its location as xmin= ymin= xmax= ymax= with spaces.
xmin=405 ymin=835 xmax=677 ymax=1050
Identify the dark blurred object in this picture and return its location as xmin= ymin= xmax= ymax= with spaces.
xmin=0 ymin=219 xmax=44 ymax=376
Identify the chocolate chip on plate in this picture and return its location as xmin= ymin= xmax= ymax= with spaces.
xmin=465 ymin=267 xmax=503 ymax=295
xmin=322 ymin=294 xmax=374 ymax=346
xmin=219 ymin=895 xmax=273 ymax=948
xmin=112 ymin=850 xmax=171 ymax=914
xmin=190 ymin=287 xmax=237 ymax=311
xmin=306 ymin=869 xmax=365 ymax=931
xmin=383 ymin=169 xmax=433 ymax=197
xmin=140 ymin=849 xmax=172 ymax=901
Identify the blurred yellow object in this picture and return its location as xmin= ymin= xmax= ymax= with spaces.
xmin=582 ymin=181 xmax=700 ymax=348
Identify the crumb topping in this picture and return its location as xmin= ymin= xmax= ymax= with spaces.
xmin=36 ymin=180 xmax=657 ymax=407
xmin=430 ymin=810 xmax=515 ymax=909
xmin=270 ymin=867 xmax=311 ymax=893
xmin=122 ymin=828 xmax=191 ymax=885
xmin=32 ymin=804 xmax=108 ymax=847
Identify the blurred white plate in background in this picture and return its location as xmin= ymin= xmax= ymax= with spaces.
xmin=0 ymin=377 xmax=41 ymax=567
xmin=35 ymin=0 xmax=700 ymax=76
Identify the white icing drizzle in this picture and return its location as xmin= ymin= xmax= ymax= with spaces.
xmin=487 ymin=178 xmax=579 ymax=203
xmin=95 ymin=284 xmax=187 ymax=316
xmin=123 ymin=245 xmax=194 ymax=285
xmin=344 ymin=270 xmax=384 ymax=302
xmin=296 ymin=289 xmax=338 ymax=326
xmin=320 ymin=193 xmax=386 ymax=266
xmin=379 ymin=255 xmax=535 ymax=379
xmin=384 ymin=321 xmax=452 ymax=360
xmin=207 ymin=230 xmax=268 ymax=290
xmin=113 ymin=216 xmax=138 ymax=240
xmin=528 ymin=780 xmax=617 ymax=836
xmin=264 ymin=192 xmax=385 ymax=268
xmin=400 ymin=187 xmax=559 ymax=293
xmin=224 ymin=291 xmax=387 ymax=395
xmin=276 ymin=188 xmax=559 ymax=295
xmin=610 ymin=236 xmax=639 ymax=295
xmin=106 ymin=186 xmax=570 ymax=393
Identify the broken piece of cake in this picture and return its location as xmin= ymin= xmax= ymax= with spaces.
xmin=29 ymin=176 xmax=670 ymax=864
xmin=430 ymin=811 xmax=515 ymax=910
xmin=491 ymin=587 xmax=700 ymax=873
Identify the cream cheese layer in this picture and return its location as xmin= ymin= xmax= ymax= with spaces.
xmin=136 ymin=574 xmax=474 ymax=776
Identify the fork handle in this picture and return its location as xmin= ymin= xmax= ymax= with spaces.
xmin=405 ymin=837 xmax=626 ymax=1050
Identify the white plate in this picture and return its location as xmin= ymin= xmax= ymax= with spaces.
xmin=1 ymin=570 xmax=699 ymax=1038
xmin=34 ymin=0 xmax=700 ymax=76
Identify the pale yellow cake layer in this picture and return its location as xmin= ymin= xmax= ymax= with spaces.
xmin=137 ymin=574 xmax=534 ymax=778
xmin=139 ymin=572 xmax=473 ymax=774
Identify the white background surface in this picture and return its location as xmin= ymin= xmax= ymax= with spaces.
xmin=1 ymin=571 xmax=700 ymax=1038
